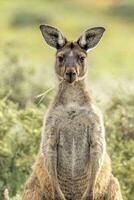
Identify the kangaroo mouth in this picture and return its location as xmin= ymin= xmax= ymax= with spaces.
xmin=65 ymin=76 xmax=76 ymax=83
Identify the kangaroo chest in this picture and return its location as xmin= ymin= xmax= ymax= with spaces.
xmin=58 ymin=107 xmax=90 ymax=173
xmin=55 ymin=104 xmax=92 ymax=199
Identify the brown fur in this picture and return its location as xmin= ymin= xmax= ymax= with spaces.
xmin=22 ymin=82 xmax=123 ymax=200
xmin=22 ymin=154 xmax=122 ymax=200
xmin=22 ymin=25 xmax=123 ymax=200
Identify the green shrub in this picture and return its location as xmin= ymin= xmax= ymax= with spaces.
xmin=105 ymin=94 xmax=134 ymax=200
xmin=10 ymin=10 xmax=51 ymax=27
xmin=0 ymin=100 xmax=45 ymax=197
xmin=0 ymin=45 xmax=51 ymax=107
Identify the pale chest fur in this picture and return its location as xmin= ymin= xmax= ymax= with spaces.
xmin=57 ymin=104 xmax=91 ymax=174
xmin=46 ymin=103 xmax=102 ymax=199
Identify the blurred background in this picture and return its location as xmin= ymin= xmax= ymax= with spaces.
xmin=0 ymin=0 xmax=134 ymax=199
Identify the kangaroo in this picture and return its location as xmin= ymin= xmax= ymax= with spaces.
xmin=22 ymin=25 xmax=123 ymax=200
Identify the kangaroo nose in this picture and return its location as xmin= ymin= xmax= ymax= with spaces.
xmin=66 ymin=71 xmax=76 ymax=77
xmin=65 ymin=71 xmax=76 ymax=83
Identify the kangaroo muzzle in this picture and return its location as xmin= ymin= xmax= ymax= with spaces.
xmin=65 ymin=70 xmax=76 ymax=83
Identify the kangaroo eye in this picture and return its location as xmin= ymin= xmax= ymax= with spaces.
xmin=58 ymin=56 xmax=64 ymax=63
xmin=79 ymin=56 xmax=85 ymax=63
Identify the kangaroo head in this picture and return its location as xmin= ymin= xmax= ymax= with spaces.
xmin=40 ymin=24 xmax=105 ymax=84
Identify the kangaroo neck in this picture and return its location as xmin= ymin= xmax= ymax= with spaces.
xmin=53 ymin=79 xmax=92 ymax=107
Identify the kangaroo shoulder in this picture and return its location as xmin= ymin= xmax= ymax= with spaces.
xmin=89 ymin=103 xmax=103 ymax=122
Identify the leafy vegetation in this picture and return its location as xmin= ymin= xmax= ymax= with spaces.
xmin=10 ymin=10 xmax=50 ymax=28
xmin=0 ymin=100 xmax=44 ymax=197
xmin=0 ymin=44 xmax=52 ymax=107
xmin=105 ymin=94 xmax=134 ymax=200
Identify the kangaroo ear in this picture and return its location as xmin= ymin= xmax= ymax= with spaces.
xmin=77 ymin=27 xmax=105 ymax=52
xmin=40 ymin=24 xmax=67 ymax=49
